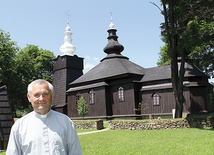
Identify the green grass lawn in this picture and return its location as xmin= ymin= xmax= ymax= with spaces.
xmin=2 ymin=128 xmax=214 ymax=155
xmin=76 ymin=128 xmax=96 ymax=133
xmin=78 ymin=128 xmax=214 ymax=155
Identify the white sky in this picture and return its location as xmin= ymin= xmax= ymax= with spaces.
xmin=0 ymin=0 xmax=164 ymax=73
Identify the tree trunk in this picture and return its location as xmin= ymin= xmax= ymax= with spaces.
xmin=162 ymin=1 xmax=186 ymax=118
xmin=171 ymin=51 xmax=186 ymax=118
xmin=171 ymin=54 xmax=185 ymax=118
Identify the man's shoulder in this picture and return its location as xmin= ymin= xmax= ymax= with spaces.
xmin=12 ymin=111 xmax=34 ymax=127
xmin=17 ymin=111 xmax=34 ymax=120
xmin=50 ymin=110 xmax=74 ymax=126
xmin=51 ymin=110 xmax=70 ymax=119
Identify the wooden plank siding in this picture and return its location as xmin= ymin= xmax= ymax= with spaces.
xmin=68 ymin=81 xmax=139 ymax=118
xmin=52 ymin=69 xmax=67 ymax=107
xmin=0 ymin=86 xmax=14 ymax=149
xmin=52 ymin=55 xmax=83 ymax=114
xmin=140 ymin=88 xmax=192 ymax=115
xmin=140 ymin=84 xmax=210 ymax=116
xmin=111 ymin=83 xmax=136 ymax=116
xmin=141 ymin=89 xmax=175 ymax=115
xmin=85 ymin=87 xmax=107 ymax=117
xmin=67 ymin=86 xmax=108 ymax=118
xmin=187 ymin=86 xmax=208 ymax=113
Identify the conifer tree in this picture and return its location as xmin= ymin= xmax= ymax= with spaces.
xmin=77 ymin=95 xmax=88 ymax=119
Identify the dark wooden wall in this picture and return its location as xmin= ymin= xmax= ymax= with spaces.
xmin=141 ymin=89 xmax=175 ymax=115
xmin=110 ymin=83 xmax=136 ymax=116
xmin=67 ymin=74 xmax=144 ymax=118
xmin=52 ymin=69 xmax=67 ymax=107
xmin=0 ymin=86 xmax=14 ymax=149
xmin=67 ymin=86 xmax=107 ymax=118
xmin=188 ymin=86 xmax=208 ymax=113
xmin=140 ymin=83 xmax=211 ymax=116
xmin=67 ymin=81 xmax=139 ymax=118
xmin=140 ymin=88 xmax=192 ymax=115
xmin=52 ymin=55 xmax=83 ymax=114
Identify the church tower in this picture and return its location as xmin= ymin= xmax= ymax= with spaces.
xmin=52 ymin=22 xmax=83 ymax=114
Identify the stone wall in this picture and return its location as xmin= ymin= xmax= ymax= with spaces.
xmin=186 ymin=113 xmax=214 ymax=129
xmin=73 ymin=120 xmax=104 ymax=130
xmin=108 ymin=119 xmax=190 ymax=130
xmin=72 ymin=113 xmax=214 ymax=130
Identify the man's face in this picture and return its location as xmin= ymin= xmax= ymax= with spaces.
xmin=27 ymin=82 xmax=53 ymax=115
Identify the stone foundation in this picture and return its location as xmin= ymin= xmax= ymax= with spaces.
xmin=108 ymin=119 xmax=190 ymax=130
xmin=72 ymin=113 xmax=214 ymax=130
xmin=73 ymin=119 xmax=104 ymax=130
xmin=186 ymin=113 xmax=214 ymax=129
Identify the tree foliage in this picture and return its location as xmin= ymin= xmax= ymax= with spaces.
xmin=157 ymin=44 xmax=170 ymax=66
xmin=155 ymin=0 xmax=214 ymax=117
xmin=0 ymin=30 xmax=19 ymax=84
xmin=77 ymin=95 xmax=88 ymax=119
xmin=157 ymin=0 xmax=214 ymax=77
xmin=0 ymin=30 xmax=56 ymax=113
xmin=15 ymin=45 xmax=55 ymax=82
xmin=0 ymin=30 xmax=20 ymax=113
xmin=14 ymin=44 xmax=55 ymax=109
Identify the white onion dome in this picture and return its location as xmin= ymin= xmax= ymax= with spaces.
xmin=60 ymin=23 xmax=76 ymax=56
xmin=109 ymin=20 xmax=115 ymax=29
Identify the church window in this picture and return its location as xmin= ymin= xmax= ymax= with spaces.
xmin=89 ymin=89 xmax=95 ymax=104
xmin=153 ymin=92 xmax=160 ymax=105
xmin=118 ymin=87 xmax=124 ymax=102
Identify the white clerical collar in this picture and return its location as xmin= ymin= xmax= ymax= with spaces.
xmin=40 ymin=113 xmax=48 ymax=118
xmin=34 ymin=110 xmax=51 ymax=119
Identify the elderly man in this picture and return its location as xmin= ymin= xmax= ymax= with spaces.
xmin=6 ymin=79 xmax=82 ymax=155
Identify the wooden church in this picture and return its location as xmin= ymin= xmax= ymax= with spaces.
xmin=52 ymin=20 xmax=213 ymax=119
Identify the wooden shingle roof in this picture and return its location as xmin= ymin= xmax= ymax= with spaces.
xmin=69 ymin=25 xmax=146 ymax=87
xmin=69 ymin=54 xmax=146 ymax=86
xmin=141 ymin=61 xmax=209 ymax=82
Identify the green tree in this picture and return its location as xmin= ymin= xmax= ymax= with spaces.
xmin=14 ymin=44 xmax=55 ymax=110
xmin=77 ymin=95 xmax=88 ymax=119
xmin=157 ymin=44 xmax=170 ymax=66
xmin=0 ymin=30 xmax=19 ymax=111
xmin=157 ymin=21 xmax=214 ymax=78
xmin=158 ymin=43 xmax=214 ymax=77
xmin=154 ymin=0 xmax=214 ymax=117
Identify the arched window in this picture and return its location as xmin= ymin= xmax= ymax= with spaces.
xmin=89 ymin=89 xmax=95 ymax=104
xmin=153 ymin=92 xmax=160 ymax=105
xmin=118 ymin=87 xmax=124 ymax=102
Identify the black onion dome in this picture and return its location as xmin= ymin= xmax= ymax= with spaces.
xmin=103 ymin=28 xmax=124 ymax=55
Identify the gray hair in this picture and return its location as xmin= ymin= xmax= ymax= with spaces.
xmin=27 ymin=79 xmax=54 ymax=94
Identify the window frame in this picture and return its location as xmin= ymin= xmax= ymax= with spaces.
xmin=89 ymin=89 xmax=95 ymax=104
xmin=118 ymin=86 xmax=125 ymax=102
xmin=152 ymin=92 xmax=160 ymax=106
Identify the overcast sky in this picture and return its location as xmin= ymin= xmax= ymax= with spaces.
xmin=0 ymin=0 xmax=164 ymax=73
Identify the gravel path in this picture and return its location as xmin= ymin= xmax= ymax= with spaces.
xmin=78 ymin=128 xmax=110 ymax=135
